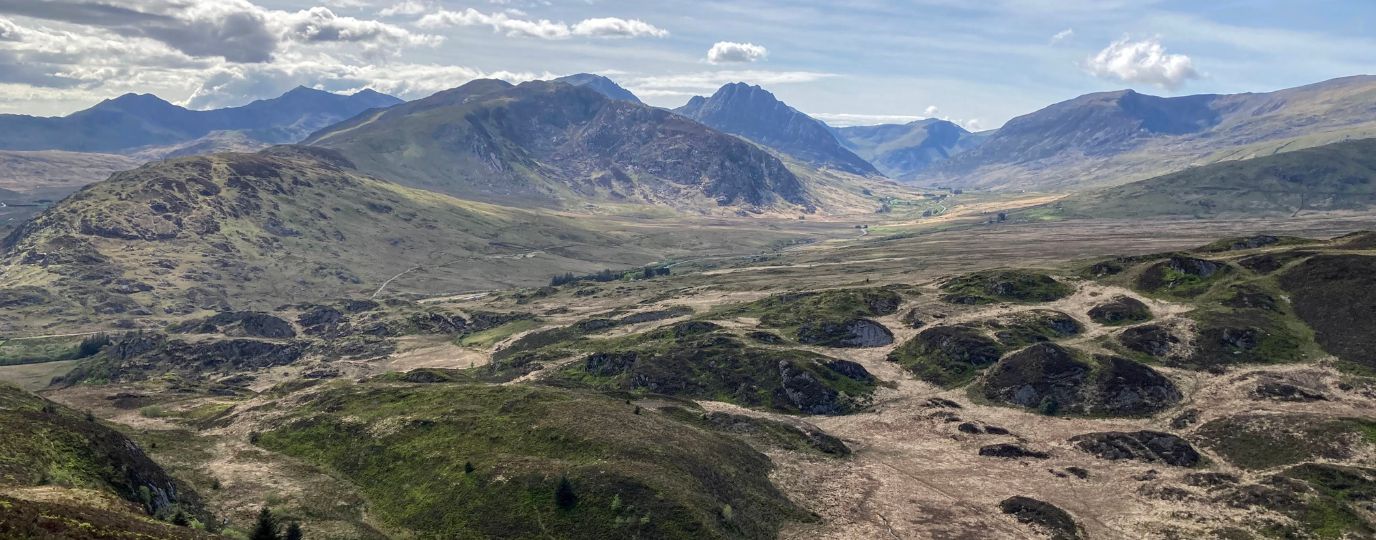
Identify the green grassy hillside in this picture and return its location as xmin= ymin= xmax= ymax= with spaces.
xmin=1030 ymin=138 xmax=1376 ymax=219
xmin=256 ymin=382 xmax=811 ymax=539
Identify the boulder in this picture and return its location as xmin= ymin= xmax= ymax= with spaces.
xmin=979 ymin=443 xmax=1049 ymax=459
xmin=999 ymin=496 xmax=1083 ymax=540
xmin=1070 ymin=431 xmax=1200 ymax=467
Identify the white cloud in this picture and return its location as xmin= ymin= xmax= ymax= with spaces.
xmin=963 ymin=118 xmax=983 ymax=131
xmin=181 ymin=60 xmax=553 ymax=109
xmin=1085 ymin=37 xmax=1198 ymax=90
xmin=378 ymin=1 xmax=428 ymax=17
xmin=418 ymin=8 xmax=665 ymax=39
xmin=705 ymin=41 xmax=767 ymax=64
xmin=1050 ymin=28 xmax=1073 ymax=44
xmin=0 ymin=0 xmax=440 ymax=63
xmin=278 ymin=6 xmax=441 ymax=48
xmin=623 ymin=70 xmax=834 ymax=98
xmin=571 ymin=17 xmax=667 ymax=38
xmin=922 ymin=105 xmax=939 ymax=116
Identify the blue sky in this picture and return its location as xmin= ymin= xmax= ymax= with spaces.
xmin=0 ymin=0 xmax=1371 ymax=129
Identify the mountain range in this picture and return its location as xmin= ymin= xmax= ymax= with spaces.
xmin=676 ymin=83 xmax=880 ymax=177
xmin=304 ymin=79 xmax=813 ymax=212
xmin=918 ymin=75 xmax=1376 ymax=191
xmin=0 ymin=86 xmax=402 ymax=155
xmin=832 ymin=119 xmax=988 ymax=179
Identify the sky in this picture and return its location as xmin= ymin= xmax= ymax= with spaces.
xmin=0 ymin=0 xmax=1371 ymax=130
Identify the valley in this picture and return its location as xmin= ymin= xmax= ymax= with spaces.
xmin=3 ymin=66 xmax=1376 ymax=540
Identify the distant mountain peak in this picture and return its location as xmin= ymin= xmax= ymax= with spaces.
xmin=554 ymin=73 xmax=641 ymax=104
xmin=675 ymin=82 xmax=879 ymax=176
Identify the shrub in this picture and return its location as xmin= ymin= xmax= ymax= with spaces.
xmin=555 ymin=476 xmax=577 ymax=510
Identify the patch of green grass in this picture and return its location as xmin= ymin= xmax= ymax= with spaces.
xmin=256 ymin=383 xmax=812 ymax=539
xmin=1195 ymin=415 xmax=1376 ymax=470
xmin=938 ymin=270 xmax=1073 ymax=305
xmin=458 ymin=319 xmax=542 ymax=348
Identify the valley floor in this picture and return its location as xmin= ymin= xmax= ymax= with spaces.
xmin=10 ymin=206 xmax=1376 ymax=539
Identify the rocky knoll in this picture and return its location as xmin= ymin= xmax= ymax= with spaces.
xmin=888 ymin=325 xmax=1004 ymax=387
xmin=558 ymin=324 xmax=877 ymax=415
xmin=979 ymin=343 xmax=1180 ymax=416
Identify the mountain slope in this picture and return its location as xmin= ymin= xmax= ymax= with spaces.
xmin=676 ymin=83 xmax=879 ymax=176
xmin=833 ymin=119 xmax=987 ymax=179
xmin=1035 ymin=138 xmax=1376 ymax=219
xmin=923 ymin=75 xmax=1376 ymax=191
xmin=0 ymin=146 xmax=723 ymax=332
xmin=554 ymin=73 xmax=642 ymax=103
xmin=0 ymin=87 xmax=403 ymax=154
xmin=304 ymin=80 xmax=811 ymax=211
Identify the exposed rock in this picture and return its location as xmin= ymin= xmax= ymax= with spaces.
xmin=777 ymin=360 xmax=845 ymax=415
xmin=900 ymin=308 xmax=926 ymax=329
xmin=1118 ymin=324 xmax=1179 ymax=357
xmin=999 ymin=496 xmax=1083 ymax=540
xmin=585 ymin=351 xmax=637 ymax=376
xmin=1087 ymin=296 xmax=1152 ymax=325
xmin=1253 ymin=382 xmax=1327 ymax=402
xmin=747 ymin=331 xmax=784 ymax=344
xmin=169 ymin=311 xmax=296 ymax=338
xmin=888 ymin=325 xmax=1004 ymax=387
xmin=796 ymin=318 xmax=894 ymax=348
xmin=979 ymin=443 xmax=1049 ymax=459
xmin=1070 ymin=431 xmax=1201 ymax=467
xmin=1136 ymin=256 xmax=1230 ymax=297
xmin=981 ymin=344 xmax=1180 ymax=416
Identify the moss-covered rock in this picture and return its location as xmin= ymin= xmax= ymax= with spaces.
xmin=938 ymin=270 xmax=1073 ymax=305
xmin=887 ymin=325 xmax=1003 ymax=388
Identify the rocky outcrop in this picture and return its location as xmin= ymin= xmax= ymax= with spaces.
xmin=979 ymin=443 xmax=1049 ymax=459
xmin=169 ymin=311 xmax=296 ymax=338
xmin=888 ymin=325 xmax=1005 ymax=387
xmin=980 ymin=343 xmax=1180 ymax=416
xmin=1136 ymin=256 xmax=1230 ymax=297
xmin=1070 ymin=431 xmax=1201 ymax=467
xmin=1117 ymin=324 xmax=1179 ymax=357
xmin=796 ymin=318 xmax=894 ymax=348
xmin=1087 ymin=296 xmax=1152 ymax=325
xmin=999 ymin=496 xmax=1083 ymax=540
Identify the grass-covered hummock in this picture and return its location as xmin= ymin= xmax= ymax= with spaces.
xmin=938 ymin=270 xmax=1073 ymax=305
xmin=547 ymin=322 xmax=876 ymax=415
xmin=256 ymin=382 xmax=813 ymax=539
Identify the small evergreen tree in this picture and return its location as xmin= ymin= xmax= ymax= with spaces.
xmin=554 ymin=475 xmax=578 ymax=510
xmin=249 ymin=507 xmax=280 ymax=540
xmin=1038 ymin=396 xmax=1060 ymax=416
xmin=284 ymin=522 xmax=303 ymax=540
xmin=464 ymin=461 xmax=475 ymax=474
xmin=171 ymin=511 xmax=189 ymax=527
